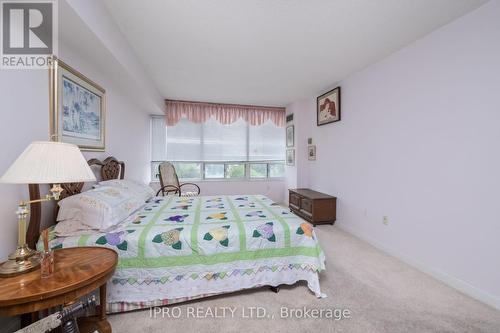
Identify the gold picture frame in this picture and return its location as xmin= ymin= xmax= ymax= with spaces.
xmin=49 ymin=57 xmax=106 ymax=151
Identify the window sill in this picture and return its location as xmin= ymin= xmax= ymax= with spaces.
xmin=150 ymin=178 xmax=285 ymax=184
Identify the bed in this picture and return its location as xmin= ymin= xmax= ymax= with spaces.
xmin=27 ymin=157 xmax=326 ymax=313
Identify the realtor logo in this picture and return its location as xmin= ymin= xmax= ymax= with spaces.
xmin=1 ymin=0 xmax=57 ymax=69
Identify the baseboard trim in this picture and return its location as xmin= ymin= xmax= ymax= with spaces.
xmin=337 ymin=224 xmax=500 ymax=311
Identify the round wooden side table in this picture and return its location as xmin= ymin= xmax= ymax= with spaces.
xmin=0 ymin=247 xmax=118 ymax=333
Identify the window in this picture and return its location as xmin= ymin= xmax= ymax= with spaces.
xmin=268 ymin=163 xmax=285 ymax=178
xmin=204 ymin=163 xmax=224 ymax=179
xmin=151 ymin=116 xmax=285 ymax=181
xmin=225 ymin=163 xmax=245 ymax=179
xmin=172 ymin=162 xmax=202 ymax=180
xmin=249 ymin=163 xmax=267 ymax=178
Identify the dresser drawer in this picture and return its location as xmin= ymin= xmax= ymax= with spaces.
xmin=300 ymin=198 xmax=313 ymax=213
xmin=289 ymin=193 xmax=301 ymax=209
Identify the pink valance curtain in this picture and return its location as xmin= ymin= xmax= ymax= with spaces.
xmin=165 ymin=100 xmax=285 ymax=127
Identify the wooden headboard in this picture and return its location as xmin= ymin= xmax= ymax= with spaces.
xmin=26 ymin=156 xmax=125 ymax=248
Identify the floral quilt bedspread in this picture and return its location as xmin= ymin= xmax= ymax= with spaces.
xmin=39 ymin=195 xmax=325 ymax=297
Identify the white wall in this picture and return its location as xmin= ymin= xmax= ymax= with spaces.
xmin=0 ymin=2 xmax=160 ymax=329
xmin=58 ymin=45 xmax=151 ymax=184
xmin=287 ymin=0 xmax=500 ymax=309
xmin=284 ymin=108 xmax=298 ymax=202
xmin=284 ymin=102 xmax=310 ymax=203
xmin=0 ymin=70 xmax=49 ymax=263
xmin=64 ymin=0 xmax=164 ymax=115
xmin=0 ymin=0 xmax=157 ymax=263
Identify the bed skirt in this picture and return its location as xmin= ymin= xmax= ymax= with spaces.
xmin=106 ymin=263 xmax=325 ymax=314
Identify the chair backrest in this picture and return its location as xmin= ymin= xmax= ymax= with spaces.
xmin=159 ymin=162 xmax=181 ymax=189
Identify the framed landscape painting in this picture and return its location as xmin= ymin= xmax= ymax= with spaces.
xmin=317 ymin=86 xmax=341 ymax=126
xmin=50 ymin=58 xmax=106 ymax=151
xmin=286 ymin=125 xmax=294 ymax=147
xmin=286 ymin=149 xmax=295 ymax=166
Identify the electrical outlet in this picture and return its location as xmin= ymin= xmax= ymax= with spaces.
xmin=383 ymin=216 xmax=389 ymax=225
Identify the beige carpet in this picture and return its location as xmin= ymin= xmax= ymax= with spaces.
xmin=109 ymin=226 xmax=500 ymax=333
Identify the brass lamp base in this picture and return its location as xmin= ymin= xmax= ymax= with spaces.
xmin=0 ymin=245 xmax=40 ymax=277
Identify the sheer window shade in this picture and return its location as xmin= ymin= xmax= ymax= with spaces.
xmin=203 ymin=118 xmax=247 ymax=161
xmin=249 ymin=121 xmax=285 ymax=161
xmin=151 ymin=116 xmax=285 ymax=162
xmin=151 ymin=116 xmax=167 ymax=161
xmin=166 ymin=117 xmax=202 ymax=161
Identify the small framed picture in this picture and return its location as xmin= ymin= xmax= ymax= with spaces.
xmin=286 ymin=125 xmax=294 ymax=147
xmin=286 ymin=149 xmax=295 ymax=166
xmin=307 ymin=137 xmax=313 ymax=145
xmin=317 ymin=86 xmax=341 ymax=126
xmin=308 ymin=145 xmax=316 ymax=161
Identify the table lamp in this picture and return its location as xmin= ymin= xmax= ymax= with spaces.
xmin=0 ymin=141 xmax=96 ymax=276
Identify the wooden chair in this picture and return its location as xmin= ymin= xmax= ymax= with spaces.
xmin=156 ymin=162 xmax=201 ymax=197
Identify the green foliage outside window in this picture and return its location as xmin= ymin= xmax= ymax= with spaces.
xmin=226 ymin=164 xmax=245 ymax=178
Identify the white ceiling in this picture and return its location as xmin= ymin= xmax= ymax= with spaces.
xmin=59 ymin=1 xmax=164 ymax=114
xmin=103 ymin=0 xmax=487 ymax=106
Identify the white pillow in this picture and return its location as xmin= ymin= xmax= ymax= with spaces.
xmin=57 ymin=185 xmax=145 ymax=230
xmin=54 ymin=219 xmax=96 ymax=237
xmin=54 ymin=218 xmax=126 ymax=237
xmin=97 ymin=179 xmax=155 ymax=202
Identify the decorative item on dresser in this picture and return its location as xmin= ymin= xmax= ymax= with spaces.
xmin=289 ymin=189 xmax=337 ymax=225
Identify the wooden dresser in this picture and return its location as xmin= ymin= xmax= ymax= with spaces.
xmin=288 ymin=189 xmax=337 ymax=225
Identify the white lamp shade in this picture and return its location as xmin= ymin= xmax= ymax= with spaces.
xmin=0 ymin=141 xmax=97 ymax=184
